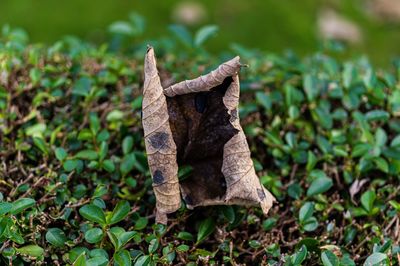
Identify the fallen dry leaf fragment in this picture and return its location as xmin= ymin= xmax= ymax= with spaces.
xmin=318 ymin=9 xmax=362 ymax=44
xmin=143 ymin=47 xmax=181 ymax=224
xmin=142 ymin=46 xmax=275 ymax=223
xmin=367 ymin=0 xmax=400 ymax=22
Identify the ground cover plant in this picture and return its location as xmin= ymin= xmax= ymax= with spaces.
xmin=1 ymin=18 xmax=400 ymax=265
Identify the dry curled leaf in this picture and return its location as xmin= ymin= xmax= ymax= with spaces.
xmin=143 ymin=46 xmax=275 ymax=224
xmin=142 ymin=47 xmax=180 ymax=224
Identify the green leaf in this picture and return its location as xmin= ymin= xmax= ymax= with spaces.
xmin=342 ymin=62 xmax=355 ymax=89
xmin=375 ymin=128 xmax=387 ymax=147
xmin=288 ymin=183 xmax=302 ymax=199
xmin=363 ymin=68 xmax=377 ymax=89
xmin=106 ymin=110 xmax=124 ymax=121
xmin=79 ymin=204 xmax=106 ymax=225
xmin=118 ymin=231 xmax=137 ymax=248
xmin=222 ymin=206 xmax=235 ymax=224
xmin=341 ymin=254 xmax=356 ymax=266
xmin=0 ymin=202 xmax=12 ymax=215
xmin=73 ymin=252 xmax=87 ymax=266
xmin=93 ymin=185 xmax=108 ymax=198
xmin=389 ymin=200 xmax=400 ymax=212
xmin=374 ymin=157 xmax=389 ymax=173
xmin=361 ymin=190 xmax=376 ymax=213
xmin=297 ymin=238 xmax=320 ymax=253
xmin=285 ymin=132 xmax=297 ymax=149
xmin=11 ymin=198 xmax=36 ymax=215
xmin=321 ymin=250 xmax=339 ymax=266
xmin=352 ymin=143 xmax=372 ymax=158
xmin=107 ymin=231 xmax=120 ymax=250
xmin=176 ymin=244 xmax=189 ymax=252
xmin=26 ymin=123 xmax=46 ymax=137
xmin=391 ymin=134 xmax=400 ymax=148
xmin=85 ymin=228 xmax=104 ymax=244
xmin=103 ymin=159 xmax=115 ymax=172
xmin=177 ymin=231 xmax=194 ymax=241
xmin=89 ymin=113 xmax=100 ymax=135
xmin=87 ymin=256 xmax=108 ymax=266
xmin=89 ymin=249 xmax=108 ymax=259
xmin=262 ymin=217 xmax=277 ymax=231
xmin=306 ymin=151 xmax=318 ymax=171
xmin=303 ymin=74 xmax=318 ymax=101
xmin=78 ymin=129 xmax=93 ymax=141
xmin=194 ymin=25 xmax=218 ymax=47
xmin=196 ymin=217 xmax=215 ymax=244
xmin=120 ymin=153 xmax=136 ymax=176
xmin=109 ymin=200 xmax=130 ymax=225
xmin=122 ymin=136 xmax=134 ymax=155
xmin=365 ymin=110 xmax=389 ymax=122
xmin=169 ymin=24 xmax=193 ymax=47
xmin=0 ymin=217 xmax=9 ymax=237
xmin=109 ymin=21 xmax=134 ymax=35
xmin=72 ymin=77 xmax=91 ymax=97
xmin=29 ymin=68 xmax=42 ymax=85
xmin=134 ymin=217 xmax=148 ymax=230
xmin=134 ymin=255 xmax=150 ymax=266
xmin=63 ymin=159 xmax=79 ymax=171
xmin=255 ymin=92 xmax=272 ymax=110
xmin=292 ymin=245 xmax=307 ymax=265
xmin=299 ymin=202 xmax=318 ymax=232
xmin=307 ymin=176 xmax=333 ymax=196
xmin=55 ymin=147 xmax=67 ymax=161
xmin=303 ymin=217 xmax=318 ymax=231
xmin=46 ymin=228 xmax=67 ymax=247
xmin=363 ymin=252 xmax=389 ymax=266
xmin=17 ymin=245 xmax=44 ymax=258
xmin=148 ymin=238 xmax=159 ymax=254
xmin=69 ymin=247 xmax=89 ymax=263
xmin=378 ymin=240 xmax=392 ymax=253
xmin=33 ymin=137 xmax=49 ymax=154
xmin=114 ymin=250 xmax=131 ymax=266
xmin=75 ymin=150 xmax=98 ymax=160
xmin=99 ymin=141 xmax=108 ymax=161
xmin=299 ymin=202 xmax=314 ymax=222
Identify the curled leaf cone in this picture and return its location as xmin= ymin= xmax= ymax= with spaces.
xmin=222 ymin=75 xmax=275 ymax=213
xmin=142 ymin=47 xmax=275 ymax=224
xmin=163 ymin=56 xmax=241 ymax=97
xmin=143 ymin=47 xmax=181 ymax=223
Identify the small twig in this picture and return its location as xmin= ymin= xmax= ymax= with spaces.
xmin=332 ymin=167 xmax=343 ymax=190
xmin=65 ymin=198 xmax=91 ymax=208
xmin=353 ymin=237 xmax=368 ymax=253
xmin=0 ymin=240 xmax=10 ymax=253
xmin=290 ymin=164 xmax=298 ymax=181
xmin=8 ymin=173 xmax=34 ymax=198
xmin=20 ymin=176 xmax=48 ymax=198
xmin=384 ymin=215 xmax=398 ymax=233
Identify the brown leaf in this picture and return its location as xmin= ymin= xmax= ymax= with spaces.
xmin=163 ymin=56 xmax=241 ymax=97
xmin=143 ymin=47 xmax=181 ymax=224
xmin=350 ymin=178 xmax=369 ymax=204
xmin=142 ymin=47 xmax=275 ymax=224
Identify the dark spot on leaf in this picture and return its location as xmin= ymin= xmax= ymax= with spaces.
xmin=149 ymin=132 xmax=169 ymax=149
xmin=220 ymin=178 xmax=227 ymax=189
xmin=230 ymin=108 xmax=238 ymax=122
xmin=257 ymin=188 xmax=266 ymax=201
xmin=184 ymin=194 xmax=193 ymax=205
xmin=194 ymin=93 xmax=208 ymax=113
xmin=166 ymin=77 xmax=238 ymax=205
xmin=153 ymin=170 xmax=165 ymax=185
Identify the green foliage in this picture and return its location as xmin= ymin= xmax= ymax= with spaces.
xmin=1 ymin=20 xmax=400 ymax=265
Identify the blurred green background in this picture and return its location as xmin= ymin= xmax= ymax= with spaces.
xmin=1 ymin=0 xmax=400 ymax=65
